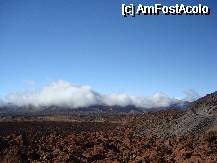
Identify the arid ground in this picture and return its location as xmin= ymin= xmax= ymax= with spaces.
xmin=0 ymin=92 xmax=217 ymax=162
xmin=0 ymin=110 xmax=217 ymax=162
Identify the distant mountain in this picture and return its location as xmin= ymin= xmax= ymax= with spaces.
xmin=0 ymin=100 xmax=190 ymax=114
xmin=170 ymin=100 xmax=191 ymax=109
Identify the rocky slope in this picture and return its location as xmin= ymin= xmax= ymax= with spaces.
xmin=134 ymin=92 xmax=217 ymax=137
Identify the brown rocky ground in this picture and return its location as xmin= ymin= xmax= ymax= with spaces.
xmin=0 ymin=113 xmax=217 ymax=163
xmin=0 ymin=92 xmax=217 ymax=162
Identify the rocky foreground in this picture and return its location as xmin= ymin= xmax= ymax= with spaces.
xmin=0 ymin=92 xmax=217 ymax=162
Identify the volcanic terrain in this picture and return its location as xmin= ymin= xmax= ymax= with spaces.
xmin=0 ymin=92 xmax=217 ymax=162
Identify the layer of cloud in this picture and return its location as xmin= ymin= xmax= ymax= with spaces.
xmin=1 ymin=80 xmax=196 ymax=108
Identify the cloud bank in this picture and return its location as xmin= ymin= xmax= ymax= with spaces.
xmin=1 ymin=80 xmax=194 ymax=108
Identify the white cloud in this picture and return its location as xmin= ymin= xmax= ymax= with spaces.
xmin=101 ymin=92 xmax=177 ymax=108
xmin=5 ymin=81 xmax=101 ymax=108
xmin=1 ymin=80 xmax=189 ymax=109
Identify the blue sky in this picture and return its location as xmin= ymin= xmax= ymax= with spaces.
xmin=0 ymin=0 xmax=217 ymax=99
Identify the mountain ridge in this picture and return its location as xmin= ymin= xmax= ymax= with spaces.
xmin=0 ymin=100 xmax=190 ymax=114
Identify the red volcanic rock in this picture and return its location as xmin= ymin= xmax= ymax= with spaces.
xmin=0 ymin=109 xmax=216 ymax=162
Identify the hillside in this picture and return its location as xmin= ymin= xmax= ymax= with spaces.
xmin=132 ymin=92 xmax=217 ymax=137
